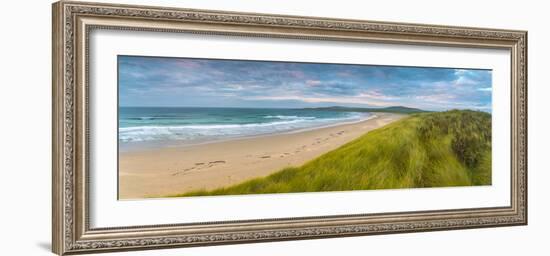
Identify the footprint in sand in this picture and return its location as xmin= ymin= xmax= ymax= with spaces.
xmin=174 ymin=161 xmax=227 ymax=175
xmin=206 ymin=160 xmax=226 ymax=168
xmin=260 ymin=155 xmax=271 ymax=159
xmin=172 ymin=166 xmax=196 ymax=176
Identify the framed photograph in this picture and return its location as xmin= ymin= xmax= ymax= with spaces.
xmin=52 ymin=1 xmax=527 ymax=255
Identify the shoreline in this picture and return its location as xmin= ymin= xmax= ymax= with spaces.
xmin=119 ymin=112 xmax=405 ymax=199
xmin=119 ymin=113 xmax=376 ymax=153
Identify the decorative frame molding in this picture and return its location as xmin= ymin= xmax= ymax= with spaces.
xmin=52 ymin=1 xmax=527 ymax=255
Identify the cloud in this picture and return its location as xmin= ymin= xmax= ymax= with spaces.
xmin=357 ymin=90 xmax=398 ymax=101
xmin=477 ymin=87 xmax=492 ymax=92
xmin=174 ymin=59 xmax=204 ymax=69
xmin=415 ymin=93 xmax=456 ymax=102
xmin=246 ymin=89 xmax=401 ymax=107
xmin=289 ymin=70 xmax=306 ymax=79
xmin=118 ymin=56 xmax=492 ymax=111
xmin=306 ymin=80 xmax=321 ymax=87
xmin=221 ymin=84 xmax=245 ymax=91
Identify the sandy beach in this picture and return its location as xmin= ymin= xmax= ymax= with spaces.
xmin=119 ymin=112 xmax=405 ymax=199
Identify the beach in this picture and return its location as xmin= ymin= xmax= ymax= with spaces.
xmin=119 ymin=112 xmax=405 ymax=199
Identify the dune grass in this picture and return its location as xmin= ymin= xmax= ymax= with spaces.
xmin=176 ymin=110 xmax=492 ymax=197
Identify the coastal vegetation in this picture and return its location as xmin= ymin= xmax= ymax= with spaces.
xmin=176 ymin=110 xmax=491 ymax=197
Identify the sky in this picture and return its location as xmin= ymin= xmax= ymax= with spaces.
xmin=118 ymin=55 xmax=492 ymax=112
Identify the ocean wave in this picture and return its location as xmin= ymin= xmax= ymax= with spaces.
xmin=126 ymin=117 xmax=155 ymax=120
xmin=120 ymin=119 xmax=312 ymax=132
xmin=119 ymin=113 xmax=370 ymax=143
xmin=263 ymin=115 xmax=316 ymax=120
xmin=126 ymin=116 xmax=185 ymax=121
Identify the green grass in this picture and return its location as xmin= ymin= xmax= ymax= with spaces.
xmin=175 ymin=110 xmax=492 ymax=197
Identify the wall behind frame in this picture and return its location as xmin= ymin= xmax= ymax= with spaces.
xmin=0 ymin=0 xmax=547 ymax=255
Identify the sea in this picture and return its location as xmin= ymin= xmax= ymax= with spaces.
xmin=119 ymin=107 xmax=372 ymax=149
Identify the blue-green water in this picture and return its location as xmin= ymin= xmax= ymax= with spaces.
xmin=119 ymin=107 xmax=371 ymax=146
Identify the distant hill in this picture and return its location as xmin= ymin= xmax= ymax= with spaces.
xmin=304 ymin=106 xmax=427 ymax=114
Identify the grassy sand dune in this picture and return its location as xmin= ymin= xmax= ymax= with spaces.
xmin=177 ymin=110 xmax=491 ymax=197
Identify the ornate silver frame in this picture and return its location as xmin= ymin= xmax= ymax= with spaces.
xmin=52 ymin=1 xmax=527 ymax=255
